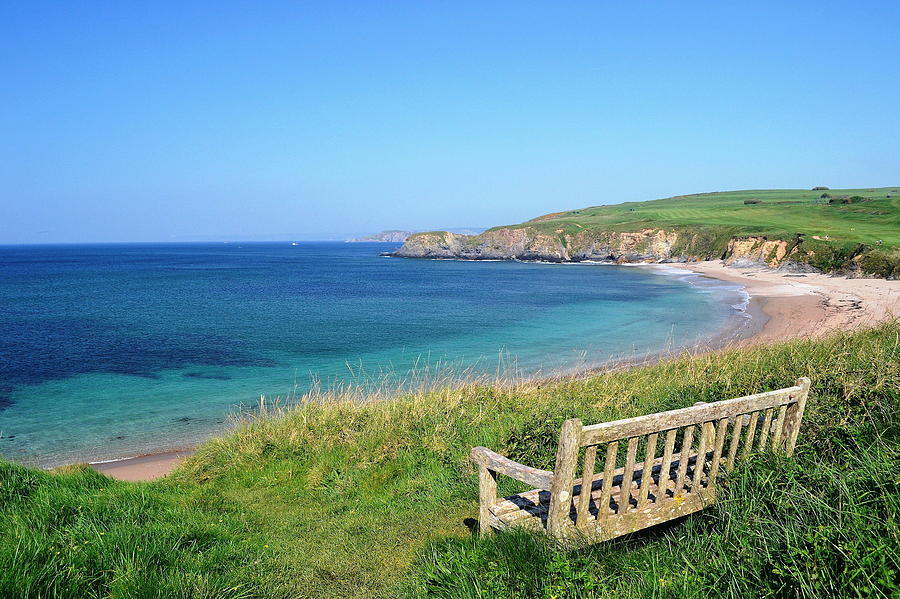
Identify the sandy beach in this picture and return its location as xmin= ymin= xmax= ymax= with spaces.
xmin=90 ymin=262 xmax=898 ymax=482
xmin=91 ymin=449 xmax=194 ymax=482
xmin=672 ymin=261 xmax=900 ymax=346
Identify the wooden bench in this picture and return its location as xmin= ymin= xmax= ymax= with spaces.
xmin=470 ymin=377 xmax=811 ymax=544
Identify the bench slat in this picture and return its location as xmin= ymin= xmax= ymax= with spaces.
xmin=741 ymin=411 xmax=760 ymax=459
xmin=772 ymin=403 xmax=788 ymax=450
xmin=597 ymin=441 xmax=618 ymax=524
xmin=757 ymin=408 xmax=774 ymax=450
xmin=659 ymin=429 xmax=677 ymax=499
xmin=638 ymin=432 xmax=659 ymax=508
xmin=726 ymin=416 xmax=743 ymax=471
xmin=696 ymin=420 xmax=713 ymax=487
xmin=708 ymin=418 xmax=728 ymax=487
xmin=620 ymin=437 xmax=639 ymax=513
xmin=576 ymin=445 xmax=597 ymax=528
xmin=674 ymin=425 xmax=695 ymax=496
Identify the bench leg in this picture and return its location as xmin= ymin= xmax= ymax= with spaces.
xmin=478 ymin=466 xmax=497 ymax=535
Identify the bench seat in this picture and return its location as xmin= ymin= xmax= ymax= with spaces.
xmin=489 ymin=452 xmax=711 ymax=540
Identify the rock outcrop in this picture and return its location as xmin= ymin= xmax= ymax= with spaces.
xmin=347 ymin=230 xmax=413 ymax=243
xmin=349 ymin=227 xmax=487 ymax=243
xmin=393 ymin=227 xmax=721 ymax=263
xmin=391 ymin=226 xmax=832 ymax=271
xmin=724 ymin=237 xmax=793 ymax=267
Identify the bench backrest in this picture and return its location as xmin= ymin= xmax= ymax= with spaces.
xmin=546 ymin=377 xmax=811 ymax=535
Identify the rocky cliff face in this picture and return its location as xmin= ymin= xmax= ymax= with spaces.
xmin=394 ymin=227 xmax=717 ymax=263
xmin=392 ymin=226 xmax=821 ymax=270
xmin=724 ymin=237 xmax=793 ymax=267
xmin=395 ymin=229 xmax=571 ymax=261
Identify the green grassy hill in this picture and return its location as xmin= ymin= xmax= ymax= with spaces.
xmin=518 ymin=187 xmax=900 ymax=247
xmin=1 ymin=323 xmax=898 ymax=598
xmin=397 ymin=187 xmax=900 ymax=276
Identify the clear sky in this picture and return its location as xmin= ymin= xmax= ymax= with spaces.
xmin=1 ymin=2 xmax=898 ymax=243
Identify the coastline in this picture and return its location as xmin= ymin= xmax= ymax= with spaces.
xmin=88 ymin=260 xmax=898 ymax=482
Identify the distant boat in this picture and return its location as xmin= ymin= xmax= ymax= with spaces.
xmin=291 ymin=242 xmax=300 ymax=246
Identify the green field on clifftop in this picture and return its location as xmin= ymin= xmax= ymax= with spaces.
xmin=504 ymin=187 xmax=900 ymax=248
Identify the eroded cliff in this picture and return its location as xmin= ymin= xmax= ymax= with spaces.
xmin=392 ymin=226 xmax=883 ymax=275
xmin=390 ymin=186 xmax=900 ymax=277
xmin=395 ymin=226 xmax=742 ymax=264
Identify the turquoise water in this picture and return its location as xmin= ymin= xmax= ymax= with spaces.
xmin=0 ymin=242 xmax=749 ymax=467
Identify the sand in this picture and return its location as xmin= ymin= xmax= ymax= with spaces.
xmin=671 ymin=261 xmax=899 ymax=346
xmin=91 ymin=449 xmax=194 ymax=482
xmin=90 ymin=262 xmax=898 ymax=482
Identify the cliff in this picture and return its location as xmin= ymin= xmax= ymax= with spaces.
xmin=394 ymin=227 xmax=776 ymax=263
xmin=390 ymin=188 xmax=900 ymax=277
xmin=393 ymin=226 xmax=879 ymax=273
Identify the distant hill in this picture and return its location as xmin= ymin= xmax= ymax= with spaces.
xmin=392 ymin=188 xmax=900 ymax=277
xmin=346 ymin=230 xmax=413 ymax=243
xmin=347 ymin=228 xmax=485 ymax=243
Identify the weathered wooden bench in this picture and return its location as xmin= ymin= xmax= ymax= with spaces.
xmin=470 ymin=377 xmax=811 ymax=544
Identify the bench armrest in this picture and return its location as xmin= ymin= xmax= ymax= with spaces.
xmin=470 ymin=446 xmax=554 ymax=491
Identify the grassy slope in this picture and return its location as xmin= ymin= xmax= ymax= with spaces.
xmin=1 ymin=323 xmax=898 ymax=598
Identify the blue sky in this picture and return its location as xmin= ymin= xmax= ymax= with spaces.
xmin=1 ymin=2 xmax=898 ymax=243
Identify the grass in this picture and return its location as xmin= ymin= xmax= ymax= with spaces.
xmin=515 ymin=188 xmax=900 ymax=246
xmin=0 ymin=462 xmax=271 ymax=598
xmin=486 ymin=187 xmax=900 ymax=275
xmin=1 ymin=322 xmax=898 ymax=598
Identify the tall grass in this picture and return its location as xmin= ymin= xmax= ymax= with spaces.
xmin=1 ymin=322 xmax=897 ymax=598
xmin=0 ymin=463 xmax=271 ymax=598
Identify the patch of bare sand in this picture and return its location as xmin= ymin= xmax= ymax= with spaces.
xmin=91 ymin=449 xmax=193 ymax=482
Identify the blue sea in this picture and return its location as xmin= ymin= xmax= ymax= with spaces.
xmin=0 ymin=242 xmax=750 ymax=467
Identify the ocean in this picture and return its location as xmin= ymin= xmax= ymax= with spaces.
xmin=0 ymin=242 xmax=749 ymax=467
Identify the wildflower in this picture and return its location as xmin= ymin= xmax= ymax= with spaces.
xmin=674 ymin=495 xmax=685 ymax=505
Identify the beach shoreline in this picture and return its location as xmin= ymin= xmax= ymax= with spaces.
xmin=88 ymin=260 xmax=898 ymax=482
xmin=669 ymin=261 xmax=899 ymax=347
